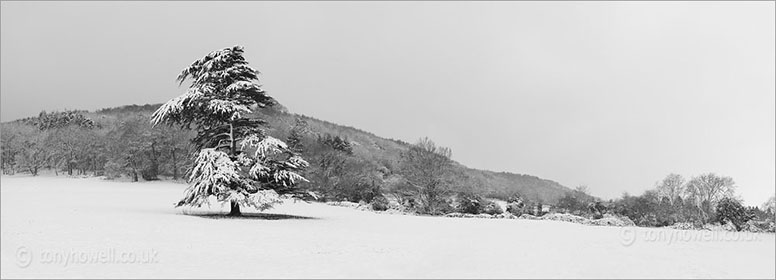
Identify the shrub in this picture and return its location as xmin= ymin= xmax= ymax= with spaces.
xmin=103 ymin=160 xmax=125 ymax=179
xmin=371 ymin=195 xmax=389 ymax=211
xmin=612 ymin=191 xmax=681 ymax=227
xmin=506 ymin=200 xmax=526 ymax=216
xmin=557 ymin=193 xmax=585 ymax=213
xmin=400 ymin=197 xmax=420 ymax=213
xmin=588 ymin=201 xmax=607 ymax=219
xmin=431 ymin=199 xmax=454 ymax=215
xmin=743 ymin=220 xmax=774 ymax=233
xmin=534 ymin=201 xmax=546 ymax=217
xmin=331 ymin=180 xmax=382 ymax=203
xmin=456 ymin=192 xmax=483 ymax=214
xmin=483 ymin=200 xmax=503 ymax=215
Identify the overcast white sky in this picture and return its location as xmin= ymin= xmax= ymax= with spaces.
xmin=1 ymin=2 xmax=773 ymax=205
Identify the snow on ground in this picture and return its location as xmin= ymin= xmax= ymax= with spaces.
xmin=1 ymin=175 xmax=774 ymax=279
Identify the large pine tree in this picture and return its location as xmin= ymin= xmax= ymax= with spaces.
xmin=151 ymin=45 xmax=309 ymax=216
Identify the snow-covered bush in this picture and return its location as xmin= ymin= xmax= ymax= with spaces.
xmin=518 ymin=214 xmax=540 ymax=220
xmin=589 ymin=214 xmax=635 ymax=227
xmin=540 ymin=213 xmax=592 ymax=225
xmin=455 ymin=192 xmax=484 ymax=214
xmin=506 ymin=200 xmax=527 ymax=216
xmin=703 ymin=222 xmax=738 ymax=232
xmin=742 ymin=220 xmax=767 ymax=233
xmin=495 ymin=212 xmax=516 ymax=219
xmin=432 ymin=199 xmax=455 ymax=215
xmin=371 ymin=195 xmax=390 ymax=211
xmin=668 ymin=222 xmax=699 ymax=230
xmin=483 ymin=200 xmax=504 ymax=215
xmin=326 ymin=201 xmax=360 ymax=208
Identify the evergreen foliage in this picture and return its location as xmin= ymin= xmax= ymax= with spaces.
xmin=483 ymin=200 xmax=504 ymax=215
xmin=21 ymin=110 xmax=98 ymax=130
xmin=286 ymin=117 xmax=309 ymax=153
xmin=151 ymin=45 xmax=309 ymax=214
xmin=456 ymin=192 xmax=484 ymax=214
xmin=715 ymin=197 xmax=754 ymax=231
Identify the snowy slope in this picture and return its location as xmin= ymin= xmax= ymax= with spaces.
xmin=1 ymin=176 xmax=773 ymax=279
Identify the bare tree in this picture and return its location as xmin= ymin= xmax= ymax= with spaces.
xmin=0 ymin=123 xmax=23 ymax=174
xmin=655 ymin=173 xmax=686 ymax=205
xmin=398 ymin=137 xmax=453 ymax=214
xmin=9 ymin=124 xmax=51 ymax=176
xmin=685 ymin=173 xmax=736 ymax=219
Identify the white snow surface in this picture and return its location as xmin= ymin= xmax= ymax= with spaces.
xmin=1 ymin=176 xmax=774 ymax=279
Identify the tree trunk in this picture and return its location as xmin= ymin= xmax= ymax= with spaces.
xmin=171 ymin=148 xmax=178 ymax=180
xmin=149 ymin=143 xmax=159 ymax=179
xmin=229 ymin=122 xmax=236 ymax=157
xmin=228 ymin=201 xmax=241 ymax=216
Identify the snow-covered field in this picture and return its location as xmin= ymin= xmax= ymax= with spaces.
xmin=1 ymin=176 xmax=774 ymax=279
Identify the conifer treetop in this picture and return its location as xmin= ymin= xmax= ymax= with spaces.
xmin=151 ymin=45 xmax=273 ymax=129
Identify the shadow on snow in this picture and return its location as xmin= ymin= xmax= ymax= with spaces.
xmin=185 ymin=213 xmax=319 ymax=220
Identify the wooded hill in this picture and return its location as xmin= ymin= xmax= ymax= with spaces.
xmin=1 ymin=103 xmax=573 ymax=204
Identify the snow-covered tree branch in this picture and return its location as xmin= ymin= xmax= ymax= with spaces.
xmin=152 ymin=45 xmax=309 ymax=215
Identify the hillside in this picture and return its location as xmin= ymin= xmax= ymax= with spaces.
xmin=99 ymin=103 xmax=574 ymax=202
xmin=3 ymin=103 xmax=574 ymax=203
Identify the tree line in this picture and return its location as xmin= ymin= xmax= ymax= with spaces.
xmin=1 ymin=110 xmax=195 ymax=181
xmin=555 ymin=173 xmax=776 ymax=231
